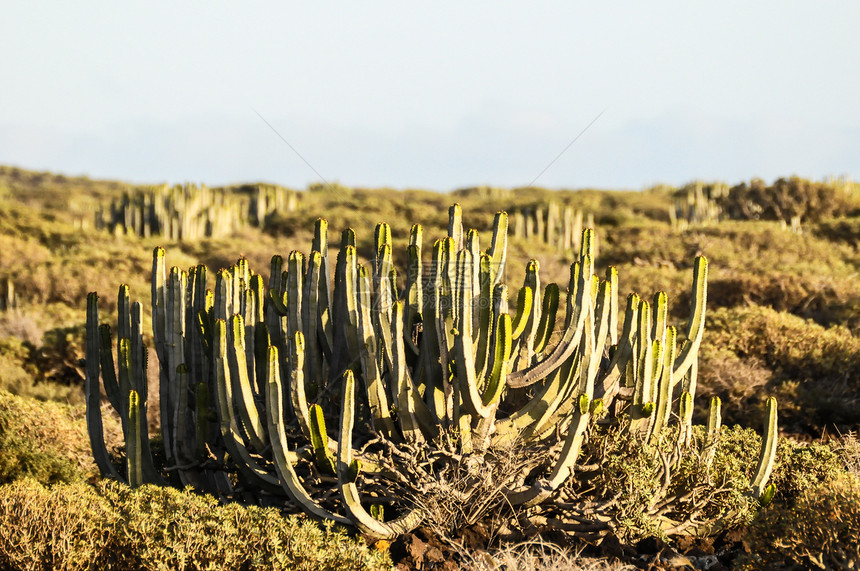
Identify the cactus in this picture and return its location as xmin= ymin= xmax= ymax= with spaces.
xmin=84 ymin=202 xmax=779 ymax=542
xmin=509 ymin=200 xmax=592 ymax=255
xmin=95 ymin=182 xmax=301 ymax=239
xmin=751 ymin=397 xmax=779 ymax=499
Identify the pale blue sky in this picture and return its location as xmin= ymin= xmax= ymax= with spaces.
xmin=2 ymin=2 xmax=858 ymax=191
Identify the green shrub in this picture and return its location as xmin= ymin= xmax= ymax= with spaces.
xmin=720 ymin=176 xmax=860 ymax=223
xmin=579 ymin=424 xmax=762 ymax=541
xmin=0 ymin=478 xmax=393 ymax=571
xmin=699 ymin=305 xmax=860 ymax=431
xmin=743 ymin=473 xmax=860 ymax=570
xmin=0 ymin=390 xmax=95 ymax=484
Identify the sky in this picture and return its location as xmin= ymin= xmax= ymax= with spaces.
xmin=2 ymin=2 xmax=858 ymax=191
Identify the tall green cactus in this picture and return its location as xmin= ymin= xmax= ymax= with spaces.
xmin=84 ymin=202 xmax=779 ymax=541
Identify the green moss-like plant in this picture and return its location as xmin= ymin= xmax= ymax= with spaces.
xmin=699 ymin=305 xmax=860 ymax=431
xmin=0 ymin=390 xmax=96 ymax=485
xmin=0 ymin=478 xmax=393 ymax=571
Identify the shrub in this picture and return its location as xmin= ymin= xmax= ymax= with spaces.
xmin=743 ymin=473 xmax=860 ymax=570
xmin=720 ymin=176 xmax=860 ymax=224
xmin=698 ymin=305 xmax=860 ymax=431
xmin=0 ymin=390 xmax=95 ymax=484
xmin=0 ymin=478 xmax=393 ymax=571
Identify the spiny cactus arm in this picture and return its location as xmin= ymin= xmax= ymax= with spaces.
xmin=651 ymin=291 xmax=668 ymax=348
xmin=448 ymin=203 xmax=463 ymax=250
xmin=357 ymin=266 xmax=398 ymax=438
xmin=582 ymin=277 xmax=610 ymax=397
xmin=127 ymin=389 xmax=143 ymax=487
xmin=267 ymin=288 xmax=289 ymax=316
xmin=578 ymin=228 xmax=596 ymax=277
xmin=287 ymin=251 xmax=305 ymax=338
xmin=228 ymin=314 xmax=268 ymax=450
xmin=117 ymin=338 xmax=133 ymax=437
xmin=454 ymin=250 xmax=494 ymax=419
xmin=188 ymin=264 xmax=211 ymax=398
xmin=117 ymin=284 xmax=131 ymax=352
xmin=606 ymin=266 xmax=618 ymax=346
xmin=194 ymin=381 xmax=210 ymax=459
xmin=342 ymin=245 xmax=363 ymax=359
xmin=163 ymin=267 xmax=188 ymax=463
xmin=703 ymin=396 xmax=722 ymax=469
xmin=404 ymin=242 xmax=423 ymax=355
xmin=465 ymin=230 xmax=482 ymax=337
xmin=597 ymin=293 xmax=640 ymax=401
xmin=313 ymin=220 xmax=335 ymax=360
xmin=391 ymin=301 xmax=430 ymax=443
xmin=472 ymin=254 xmax=494 ymax=379
xmin=673 ymin=256 xmax=708 ymax=378
xmin=373 ymin=223 xmax=393 ymax=293
xmin=630 ymin=339 xmax=661 ymax=435
xmin=434 ymin=239 xmax=456 ymax=423
xmin=338 ymin=370 xmax=423 ymax=539
xmin=309 ymin=404 xmax=336 ymax=475
xmin=173 ymin=364 xmax=200 ymax=485
xmin=751 ymin=397 xmax=778 ymax=498
xmin=265 ymin=346 xmax=352 ymax=523
xmin=85 ymin=293 xmax=123 ymax=481
xmin=313 ymin=217 xmax=328 ymax=253
xmin=98 ymin=324 xmax=121 ymax=412
xmin=391 ymin=301 xmax=434 ymax=443
xmin=288 ymin=330 xmax=313 ymax=441
xmin=487 ymin=211 xmax=508 ymax=287
xmin=129 ymin=302 xmax=162 ymax=484
xmin=151 ymin=248 xmax=168 ymax=363
xmin=303 ymin=251 xmax=325 ymax=385
xmin=213 ymin=319 xmax=281 ymax=493
xmin=510 ymin=286 xmax=534 ymax=340
xmin=513 ymin=260 xmax=541 ymax=368
xmin=507 ymin=394 xmax=592 ymax=508
xmin=648 ymin=326 xmax=677 ymax=442
xmin=418 ymin=261 xmax=445 ymax=415
xmin=507 ymin=258 xmax=592 ymax=389
xmin=481 ymin=313 xmax=512 ymax=407
xmin=532 ymin=283 xmax=560 ymax=355
xmin=634 ymin=298 xmax=652 ymax=381
xmin=678 ymin=391 xmax=693 ymax=448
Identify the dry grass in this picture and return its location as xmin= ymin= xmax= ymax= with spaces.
xmin=459 ymin=541 xmax=636 ymax=571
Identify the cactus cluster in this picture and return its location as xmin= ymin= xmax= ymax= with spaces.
xmin=670 ymin=177 xmax=860 ymax=233
xmin=510 ymin=201 xmax=592 ymax=254
xmin=668 ymin=182 xmax=727 ymax=231
xmin=95 ymin=183 xmax=299 ymax=240
xmin=85 ymin=204 xmax=778 ymax=540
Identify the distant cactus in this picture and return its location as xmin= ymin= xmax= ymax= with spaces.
xmin=0 ymin=278 xmax=17 ymax=311
xmin=95 ymin=183 xmax=300 ymax=240
xmin=510 ymin=200 xmax=593 ymax=254
xmin=669 ymin=181 xmax=727 ymax=231
xmin=85 ymin=203 xmax=778 ymax=540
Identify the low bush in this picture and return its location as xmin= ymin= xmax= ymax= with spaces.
xmin=698 ymin=305 xmax=860 ymax=432
xmin=0 ymin=478 xmax=393 ymax=571
xmin=743 ymin=473 xmax=860 ymax=570
xmin=0 ymin=390 xmax=95 ymax=484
